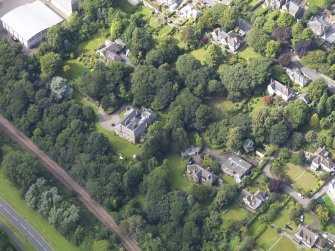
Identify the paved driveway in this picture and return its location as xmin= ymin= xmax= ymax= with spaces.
xmin=263 ymin=161 xmax=310 ymax=208
xmin=98 ymin=105 xmax=125 ymax=131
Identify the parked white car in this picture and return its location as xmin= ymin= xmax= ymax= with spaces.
xmin=298 ymin=193 xmax=304 ymax=199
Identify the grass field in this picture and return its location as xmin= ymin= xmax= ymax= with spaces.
xmin=304 ymin=213 xmax=314 ymax=225
xmin=248 ymin=219 xmax=263 ymax=234
xmin=326 ymin=221 xmax=335 ymax=234
xmin=248 ymin=96 xmax=268 ymax=115
xmin=167 ymin=155 xmax=192 ymax=193
xmin=256 ymin=227 xmax=280 ymax=250
xmin=222 ymin=173 xmax=235 ymax=185
xmin=285 ymin=163 xmax=318 ymax=192
xmin=64 ymin=59 xmax=87 ymax=80
xmin=96 ymin=123 xmax=141 ymax=157
xmin=64 ymin=31 xmax=106 ymax=80
xmin=322 ymin=195 xmax=335 ymax=215
xmin=207 ymin=96 xmax=244 ymax=120
xmin=0 ymin=171 xmax=79 ymax=251
xmin=222 ymin=206 xmax=250 ymax=222
xmin=0 ymin=215 xmax=35 ymax=251
xmin=77 ymin=32 xmax=106 ymax=55
xmin=247 ymin=174 xmax=268 ymax=193
xmin=307 ymin=0 xmax=326 ymax=8
xmin=158 ymin=25 xmax=173 ymax=37
xmin=191 ymin=48 xmax=206 ymax=64
xmin=270 ymin=236 xmax=297 ymax=251
xmin=238 ymin=47 xmax=261 ymax=60
xmin=273 ymin=202 xmax=297 ymax=231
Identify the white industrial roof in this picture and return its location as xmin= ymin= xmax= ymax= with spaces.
xmin=0 ymin=1 xmax=63 ymax=42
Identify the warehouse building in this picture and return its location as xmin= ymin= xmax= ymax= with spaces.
xmin=49 ymin=0 xmax=80 ymax=17
xmin=0 ymin=1 xmax=63 ymax=49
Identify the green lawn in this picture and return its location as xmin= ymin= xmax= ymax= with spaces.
xmin=304 ymin=212 xmax=314 ymax=225
xmin=191 ymin=48 xmax=206 ymax=64
xmin=172 ymin=31 xmax=186 ymax=49
xmin=64 ymin=59 xmax=87 ymax=80
xmin=247 ymin=174 xmax=268 ymax=193
xmin=222 ymin=173 xmax=235 ymax=185
xmin=0 ymin=171 xmax=79 ymax=251
xmin=0 ymin=215 xmax=35 ymax=251
xmin=248 ymin=219 xmax=263 ymax=234
xmin=271 ymin=236 xmax=298 ymax=251
xmin=138 ymin=7 xmax=153 ymax=19
xmin=64 ymin=31 xmax=106 ymax=80
xmin=307 ymin=0 xmax=326 ymax=8
xmin=149 ymin=16 xmax=162 ymax=29
xmin=207 ymin=96 xmax=244 ymax=120
xmin=77 ymin=32 xmax=106 ymax=55
xmin=273 ymin=202 xmax=297 ymax=231
xmin=76 ymin=97 xmax=99 ymax=114
xmin=326 ymin=221 xmax=335 ymax=234
xmin=238 ymin=47 xmax=262 ymax=60
xmin=96 ymin=123 xmax=141 ymax=157
xmin=285 ymin=163 xmax=319 ymax=193
xmin=167 ymin=155 xmax=192 ymax=193
xmin=158 ymin=25 xmax=173 ymax=37
xmin=322 ymin=195 xmax=335 ymax=215
xmin=222 ymin=206 xmax=250 ymax=222
xmin=248 ymin=97 xmax=268 ymax=115
xmin=256 ymin=227 xmax=281 ymax=250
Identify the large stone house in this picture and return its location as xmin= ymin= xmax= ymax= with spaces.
xmin=310 ymin=147 xmax=335 ymax=172
xmin=267 ymin=79 xmax=295 ymax=102
xmin=114 ymin=107 xmax=157 ymax=143
xmin=221 ymin=154 xmax=252 ymax=183
xmin=179 ymin=4 xmax=203 ymax=20
xmin=211 ymin=28 xmax=241 ymax=52
xmin=242 ymin=189 xmax=268 ymax=210
xmin=286 ymin=68 xmax=309 ymax=87
xmin=97 ymin=39 xmax=126 ymax=63
xmin=293 ymin=225 xmax=319 ymax=248
xmin=308 ymin=12 xmax=335 ymax=44
xmin=281 ymin=0 xmax=304 ymax=18
xmin=186 ymin=164 xmax=219 ymax=185
xmin=308 ymin=17 xmax=330 ymax=37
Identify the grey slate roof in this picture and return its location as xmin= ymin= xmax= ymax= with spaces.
xmin=187 ymin=164 xmax=218 ymax=185
xmin=221 ymin=154 xmax=252 ymax=178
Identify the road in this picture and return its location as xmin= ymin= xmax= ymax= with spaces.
xmin=291 ymin=55 xmax=335 ymax=93
xmin=0 ymin=115 xmax=141 ymax=251
xmin=0 ymin=223 xmax=26 ymax=251
xmin=0 ymin=198 xmax=52 ymax=251
xmin=263 ymin=162 xmax=310 ymax=208
xmin=263 ymin=159 xmax=334 ymax=207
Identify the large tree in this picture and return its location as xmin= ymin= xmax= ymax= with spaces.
xmin=40 ymin=52 xmax=62 ymax=77
xmin=307 ymin=78 xmax=328 ymax=102
xmin=247 ymin=28 xmax=271 ymax=54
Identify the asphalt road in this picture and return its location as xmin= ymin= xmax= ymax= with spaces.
xmin=291 ymin=55 xmax=335 ymax=94
xmin=0 ymin=115 xmax=141 ymax=251
xmin=0 ymin=198 xmax=52 ymax=251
